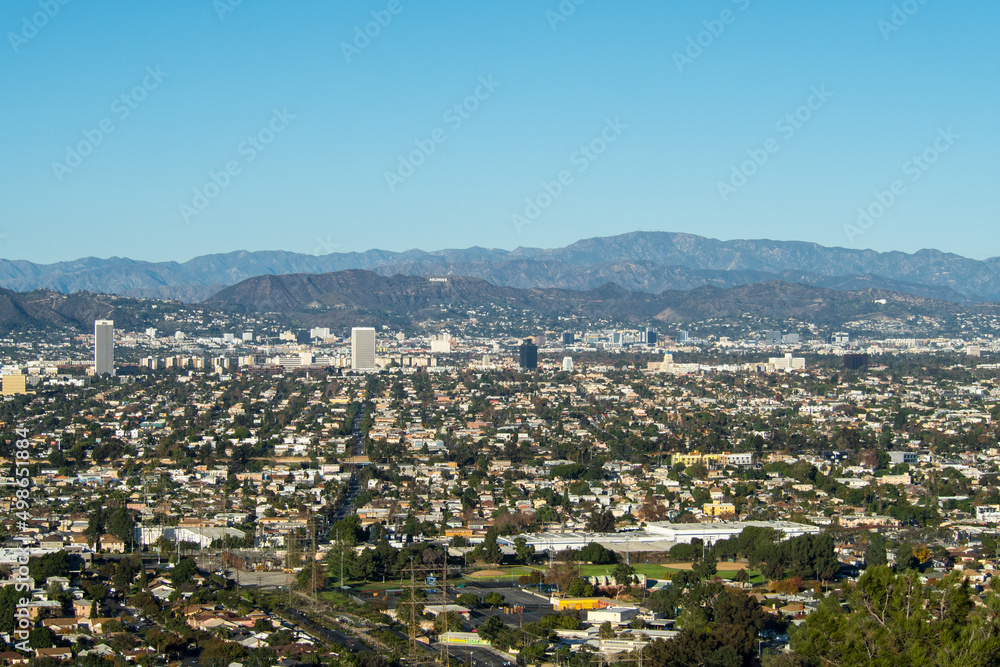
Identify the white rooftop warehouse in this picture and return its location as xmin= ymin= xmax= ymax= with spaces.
xmin=499 ymin=520 xmax=820 ymax=553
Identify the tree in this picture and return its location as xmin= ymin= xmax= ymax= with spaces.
xmin=686 ymin=462 xmax=709 ymax=480
xmin=865 ymin=534 xmax=888 ymax=568
xmin=27 ymin=551 xmax=69 ymax=581
xmin=433 ymin=611 xmax=463 ymax=634
xmin=612 ymin=563 xmax=637 ymax=588
xmin=585 ymin=508 xmax=617 ymax=533
xmin=599 ymin=621 xmax=615 ymax=639
xmin=456 ymin=593 xmax=482 ymax=608
xmin=171 ymin=558 xmax=198 ymax=586
xmin=579 ymin=542 xmax=618 ymax=564
xmin=791 ymin=566 xmax=991 ymax=666
xmin=477 ymin=615 xmax=505 ymax=642
xmin=545 ymin=561 xmax=581 ymax=594
xmin=694 ymin=553 xmax=718 ymax=581
xmin=513 ymin=537 xmax=535 ymax=564
xmin=567 ymin=578 xmax=596 ymax=597
xmin=483 ymin=592 xmax=505 ymax=608
xmin=28 ymin=627 xmax=56 ymax=649
xmin=296 ymin=560 xmax=326 ymax=591
xmin=108 ymin=507 xmax=136 ymax=545
xmin=473 ymin=528 xmax=503 ymax=564
xmin=518 ymin=570 xmax=544 ymax=586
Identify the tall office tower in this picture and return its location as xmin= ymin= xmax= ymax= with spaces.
xmin=351 ymin=327 xmax=376 ymax=370
xmin=94 ymin=320 xmax=114 ymax=375
xmin=646 ymin=328 xmax=658 ymax=346
xmin=562 ymin=356 xmax=574 ymax=372
xmin=561 ymin=332 xmax=574 ymax=346
xmin=519 ymin=339 xmax=538 ymax=370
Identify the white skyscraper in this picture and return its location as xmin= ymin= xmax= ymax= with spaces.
xmin=562 ymin=356 xmax=574 ymax=372
xmin=351 ymin=327 xmax=376 ymax=370
xmin=94 ymin=320 xmax=114 ymax=375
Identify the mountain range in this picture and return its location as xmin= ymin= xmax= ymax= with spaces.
xmin=1 ymin=232 xmax=997 ymax=304
xmin=204 ymin=270 xmax=995 ymax=332
xmin=1 ymin=271 xmax=993 ymax=334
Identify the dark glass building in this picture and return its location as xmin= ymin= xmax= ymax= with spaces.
xmin=519 ymin=340 xmax=538 ymax=370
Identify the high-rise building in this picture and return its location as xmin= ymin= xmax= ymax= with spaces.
xmin=646 ymin=328 xmax=658 ymax=346
xmin=94 ymin=320 xmax=114 ymax=375
xmin=561 ymin=332 xmax=574 ymax=346
xmin=562 ymin=356 xmax=574 ymax=372
xmin=430 ymin=334 xmax=452 ymax=353
xmin=351 ymin=327 xmax=376 ymax=370
xmin=519 ymin=339 xmax=538 ymax=370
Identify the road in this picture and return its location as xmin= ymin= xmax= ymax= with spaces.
xmin=280 ymin=606 xmax=374 ymax=655
xmin=332 ymin=406 xmax=366 ymax=519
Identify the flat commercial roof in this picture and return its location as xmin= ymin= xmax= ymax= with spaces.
xmin=500 ymin=520 xmax=821 ymax=551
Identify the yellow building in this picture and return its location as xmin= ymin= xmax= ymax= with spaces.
xmin=553 ymin=597 xmax=615 ymax=611
xmin=1 ymin=374 xmax=27 ymax=395
xmin=671 ymin=451 xmax=725 ymax=467
xmin=444 ymin=528 xmax=474 ymax=539
xmin=703 ymin=502 xmax=737 ymax=518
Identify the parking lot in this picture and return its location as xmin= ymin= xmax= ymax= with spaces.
xmin=450 ymin=585 xmax=554 ymax=626
xmin=437 ymin=643 xmax=514 ymax=667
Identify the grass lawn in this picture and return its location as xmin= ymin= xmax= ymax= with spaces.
xmin=576 ymin=562 xmax=765 ymax=585
xmin=350 ymin=566 xmax=540 ymax=592
xmin=579 ymin=563 xmax=668 ymax=579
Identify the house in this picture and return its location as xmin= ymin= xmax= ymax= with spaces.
xmin=121 ymin=649 xmax=155 ymax=662
xmin=0 ymin=651 xmax=29 ymax=665
xmin=87 ymin=618 xmax=120 ymax=635
xmin=73 ymin=599 xmax=95 ymax=618
xmin=41 ymin=618 xmax=81 ymax=635
xmin=149 ymin=583 xmax=176 ymax=601
xmin=34 ymin=648 xmax=72 ymax=661
xmin=99 ymin=534 xmax=126 ymax=553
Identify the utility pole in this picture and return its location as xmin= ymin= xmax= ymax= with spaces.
xmin=310 ymin=515 xmax=317 ymax=602
xmin=408 ymin=557 xmax=418 ymax=663
xmin=439 ymin=559 xmax=448 ymax=665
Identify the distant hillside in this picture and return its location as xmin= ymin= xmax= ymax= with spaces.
xmin=205 ymin=270 xmax=990 ymax=329
xmin=0 ymin=232 xmax=998 ymax=303
xmin=0 ymin=288 xmax=153 ymax=332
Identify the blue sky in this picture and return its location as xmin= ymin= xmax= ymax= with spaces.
xmin=1 ymin=0 xmax=997 ymax=264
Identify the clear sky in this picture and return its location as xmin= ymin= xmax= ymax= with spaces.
xmin=2 ymin=0 xmax=997 ymax=264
